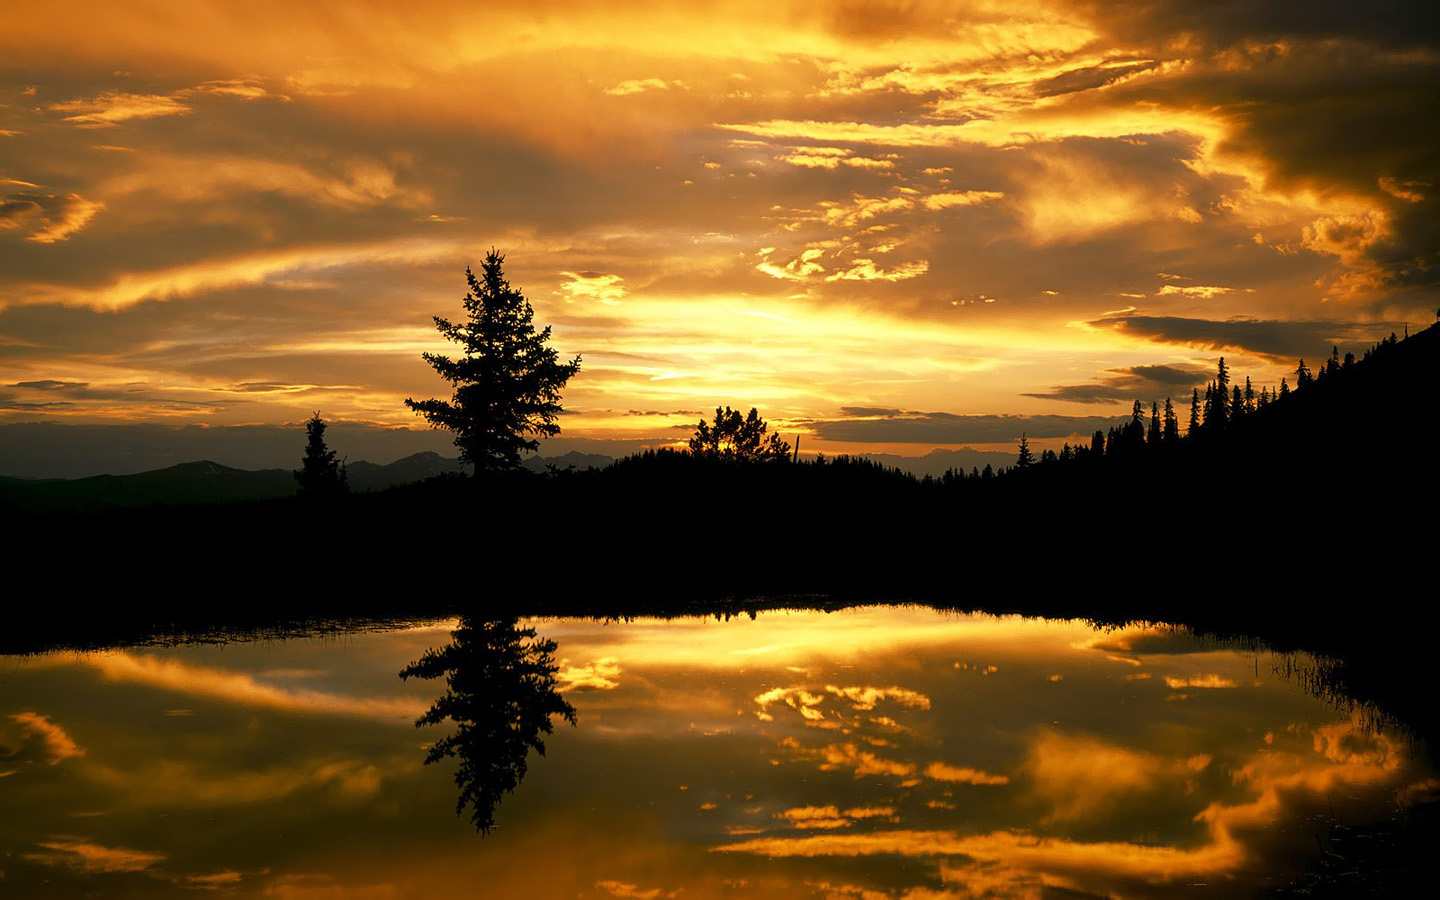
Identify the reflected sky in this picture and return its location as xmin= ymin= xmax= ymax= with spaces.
xmin=0 ymin=608 xmax=1429 ymax=898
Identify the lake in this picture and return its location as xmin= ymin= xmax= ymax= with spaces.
xmin=1 ymin=607 xmax=1429 ymax=898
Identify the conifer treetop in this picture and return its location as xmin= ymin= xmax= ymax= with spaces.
xmin=405 ymin=250 xmax=582 ymax=473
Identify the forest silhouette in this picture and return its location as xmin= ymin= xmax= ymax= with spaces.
xmin=4 ymin=253 xmax=1436 ymax=899
xmin=7 ymin=321 xmax=1438 ymax=663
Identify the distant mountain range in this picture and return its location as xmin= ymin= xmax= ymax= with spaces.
xmin=0 ymin=450 xmax=613 ymax=514
xmin=0 ymin=445 xmax=1014 ymax=514
xmin=854 ymin=447 xmax=1017 ymax=479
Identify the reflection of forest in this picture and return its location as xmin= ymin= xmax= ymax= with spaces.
xmin=400 ymin=617 xmax=576 ymax=832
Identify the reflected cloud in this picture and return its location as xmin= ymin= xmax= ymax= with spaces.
xmin=1163 ymin=674 xmax=1239 ymax=689
xmin=826 ymin=686 xmax=930 ymax=712
xmin=777 ymin=805 xmax=898 ymax=830
xmin=816 ymin=742 xmax=915 ymax=779
xmin=23 ymin=837 xmax=165 ymax=874
xmin=261 ymin=873 xmax=402 ymax=900
xmin=82 ymin=651 xmax=426 ymax=721
xmin=557 ymin=657 xmax=622 ymax=691
xmin=86 ymin=756 xmax=392 ymax=807
xmin=175 ymin=870 xmax=246 ymax=890
xmin=923 ymin=762 xmax=1008 ymax=786
xmin=778 ymin=805 xmax=850 ymax=829
xmin=724 ymin=711 xmax=1417 ymax=895
xmin=0 ymin=612 xmax=1426 ymax=898
xmin=754 ymin=683 xmax=932 ymax=728
xmin=595 ymin=880 xmax=666 ymax=899
xmin=714 ymin=826 xmax=1245 ymax=887
xmin=1022 ymin=730 xmax=1166 ymax=823
xmin=4 ymin=712 xmax=85 ymax=765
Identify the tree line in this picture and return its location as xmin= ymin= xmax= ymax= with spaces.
xmin=996 ymin=330 xmax=1410 ymax=478
xmin=293 ymin=246 xmax=1423 ymax=494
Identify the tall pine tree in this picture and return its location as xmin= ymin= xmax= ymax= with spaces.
xmin=1015 ymin=433 xmax=1034 ymax=468
xmin=406 ymin=250 xmax=582 ymax=473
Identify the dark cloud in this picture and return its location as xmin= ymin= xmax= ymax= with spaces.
xmin=0 ymin=196 xmax=44 ymax=222
xmin=810 ymin=411 xmax=1128 ymax=444
xmin=0 ymin=187 xmax=101 ymax=243
xmin=1085 ymin=7 xmax=1440 ymax=294
xmin=1088 ymin=314 xmax=1391 ymax=361
xmin=838 ymin=406 xmax=905 ymax=417
xmin=1022 ymin=386 xmax=1150 ymax=405
xmin=1032 ymin=60 xmax=1162 ymax=98
xmin=0 ymin=396 xmax=74 ymax=410
xmin=227 ymin=382 xmax=303 ymax=393
xmin=13 ymin=379 xmax=88 ymax=390
xmin=1023 ymin=364 xmax=1208 ymax=404
xmin=1088 ymin=0 xmax=1440 ymax=48
xmin=0 ymin=380 xmax=223 ymax=414
xmin=1123 ymin=365 xmax=1206 ymax=386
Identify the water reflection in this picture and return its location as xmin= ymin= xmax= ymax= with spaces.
xmin=400 ymin=617 xmax=576 ymax=832
xmin=0 ymin=609 xmax=1430 ymax=898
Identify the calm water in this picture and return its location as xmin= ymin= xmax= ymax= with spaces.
xmin=0 ymin=608 xmax=1428 ymax=898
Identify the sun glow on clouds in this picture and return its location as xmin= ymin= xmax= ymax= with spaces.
xmin=716 ymin=717 xmax=1406 ymax=889
xmin=82 ymin=651 xmax=426 ymax=721
xmin=7 ymin=712 xmax=85 ymax=764
xmin=49 ymin=91 xmax=193 ymax=127
xmin=24 ymin=838 xmax=166 ymax=874
xmin=1 ymin=0 xmax=1431 ymax=445
xmin=558 ymin=657 xmax=622 ymax=691
xmin=541 ymin=610 xmax=1416 ymax=895
xmin=4 ymin=613 xmax=1426 ymax=898
xmin=539 ymin=610 xmax=1102 ymax=672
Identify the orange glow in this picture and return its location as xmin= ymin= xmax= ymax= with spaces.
xmin=1 ymin=0 xmax=1428 ymax=456
xmin=84 ymin=651 xmax=427 ymax=721
xmin=2 ymin=614 xmax=1427 ymax=898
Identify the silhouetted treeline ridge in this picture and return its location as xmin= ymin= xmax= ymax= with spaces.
xmin=0 ymin=449 xmax=609 ymax=513
xmin=987 ymin=326 xmax=1428 ymax=480
xmin=8 ymin=324 xmax=1436 ymax=616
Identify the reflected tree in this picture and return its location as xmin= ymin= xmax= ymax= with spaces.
xmin=400 ymin=617 xmax=576 ymax=833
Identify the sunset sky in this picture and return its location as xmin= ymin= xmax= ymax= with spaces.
xmin=3 ymin=1 xmax=1437 ymax=470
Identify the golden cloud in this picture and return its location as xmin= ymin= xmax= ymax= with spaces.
xmin=1022 ymin=729 xmax=1165 ymax=822
xmin=23 ymin=838 xmax=164 ymax=874
xmin=557 ymin=656 xmax=622 ymax=691
xmin=6 ymin=711 xmax=86 ymax=764
xmin=923 ymin=761 xmax=1009 ymax=786
xmin=49 ymin=91 xmax=191 ymax=126
xmin=83 ymin=651 xmax=427 ymax=721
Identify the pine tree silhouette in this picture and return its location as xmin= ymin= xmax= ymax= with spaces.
xmin=405 ymin=250 xmax=582 ymax=473
xmin=1163 ymin=397 xmax=1180 ymax=442
xmin=295 ymin=412 xmax=347 ymax=498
